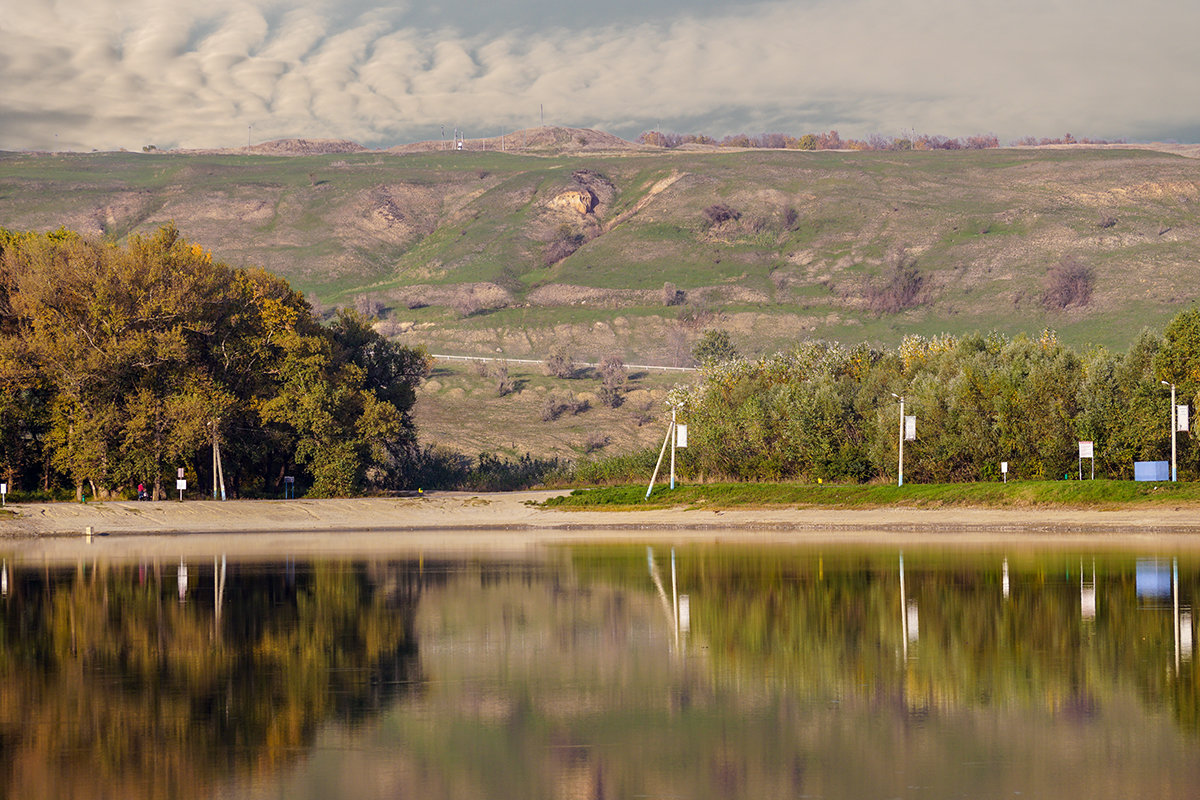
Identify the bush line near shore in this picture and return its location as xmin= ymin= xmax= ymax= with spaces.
xmin=543 ymin=480 xmax=1200 ymax=510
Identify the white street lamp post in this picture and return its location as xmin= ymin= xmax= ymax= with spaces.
xmin=1162 ymin=380 xmax=1178 ymax=482
xmin=669 ymin=405 xmax=677 ymax=490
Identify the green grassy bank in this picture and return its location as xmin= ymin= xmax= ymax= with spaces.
xmin=542 ymin=480 xmax=1200 ymax=510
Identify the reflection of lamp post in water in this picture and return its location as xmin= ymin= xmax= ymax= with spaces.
xmin=1081 ymin=559 xmax=1096 ymax=621
xmin=213 ymin=554 xmax=226 ymax=635
xmin=646 ymin=547 xmax=688 ymax=653
xmin=1173 ymin=558 xmax=1192 ymax=671
xmin=899 ymin=552 xmax=917 ymax=659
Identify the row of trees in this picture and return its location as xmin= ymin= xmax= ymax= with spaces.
xmin=638 ymin=129 xmax=1124 ymax=152
xmin=0 ymin=226 xmax=431 ymax=499
xmin=674 ymin=312 xmax=1200 ymax=483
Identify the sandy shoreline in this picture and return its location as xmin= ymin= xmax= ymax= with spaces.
xmin=3 ymin=491 xmax=1200 ymax=560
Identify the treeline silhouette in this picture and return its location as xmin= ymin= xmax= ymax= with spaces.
xmin=638 ymin=129 xmax=1126 ymax=151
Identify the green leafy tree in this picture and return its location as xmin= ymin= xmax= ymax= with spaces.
xmin=0 ymin=226 xmax=428 ymax=498
xmin=692 ymin=329 xmax=739 ymax=366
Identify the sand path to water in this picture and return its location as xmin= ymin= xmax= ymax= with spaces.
xmin=3 ymin=491 xmax=1200 ymax=560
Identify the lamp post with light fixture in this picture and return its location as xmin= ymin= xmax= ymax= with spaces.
xmin=1162 ymin=380 xmax=1178 ymax=481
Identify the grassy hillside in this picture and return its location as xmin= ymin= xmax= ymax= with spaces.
xmin=2 ymin=133 xmax=1199 ymax=365
xmin=414 ymin=357 xmax=687 ymax=460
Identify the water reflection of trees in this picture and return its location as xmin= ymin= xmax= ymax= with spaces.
xmin=575 ymin=547 xmax=1200 ymax=732
xmin=0 ymin=558 xmax=423 ymax=799
xmin=4 ymin=549 xmax=1199 ymax=799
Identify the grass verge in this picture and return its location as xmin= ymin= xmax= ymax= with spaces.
xmin=541 ymin=480 xmax=1200 ymax=510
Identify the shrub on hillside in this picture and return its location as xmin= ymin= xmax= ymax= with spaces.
xmin=598 ymin=355 xmax=627 ymax=408
xmin=662 ymin=281 xmax=685 ymax=306
xmin=784 ymin=206 xmax=800 ymax=231
xmin=703 ymin=203 xmax=741 ymax=226
xmin=353 ymin=294 xmax=385 ymax=319
xmin=491 ymin=360 xmax=515 ymax=396
xmin=544 ymin=347 xmax=576 ymax=378
xmin=866 ymin=250 xmax=925 ymax=314
xmin=541 ymin=390 xmax=587 ymax=422
xmin=583 ymin=432 xmax=610 ymax=453
xmin=451 ymin=288 xmax=485 ymax=317
xmin=1041 ymin=256 xmax=1094 ymax=309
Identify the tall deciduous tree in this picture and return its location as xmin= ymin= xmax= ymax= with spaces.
xmin=0 ymin=226 xmax=428 ymax=498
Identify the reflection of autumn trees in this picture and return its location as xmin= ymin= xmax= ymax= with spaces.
xmin=0 ymin=560 xmax=422 ymax=799
xmin=3 ymin=551 xmax=1198 ymax=799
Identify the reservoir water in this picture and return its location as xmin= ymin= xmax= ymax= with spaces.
xmin=1 ymin=541 xmax=1198 ymax=798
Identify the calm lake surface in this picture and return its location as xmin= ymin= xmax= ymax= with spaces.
xmin=2 ymin=540 xmax=1199 ymax=799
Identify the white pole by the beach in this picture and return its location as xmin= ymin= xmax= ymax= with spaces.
xmin=646 ymin=413 xmax=675 ymax=499
xmin=669 ymin=406 xmax=677 ymax=490
xmin=893 ymin=393 xmax=904 ymax=487
xmin=1163 ymin=381 xmax=1177 ymax=481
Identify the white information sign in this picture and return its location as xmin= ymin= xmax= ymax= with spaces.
xmin=176 ymin=479 xmax=187 ymax=490
xmin=675 ymin=423 xmax=687 ymax=448
xmin=1079 ymin=441 xmax=1094 ymax=459
xmin=1178 ymin=405 xmax=1189 ymax=432
xmin=1001 ymin=462 xmax=1008 ymax=474
xmin=904 ymin=415 xmax=916 ymax=441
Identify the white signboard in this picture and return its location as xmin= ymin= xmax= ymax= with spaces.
xmin=1001 ymin=462 xmax=1008 ymax=474
xmin=176 ymin=479 xmax=187 ymax=490
xmin=1178 ymin=405 xmax=1189 ymax=432
xmin=675 ymin=423 xmax=688 ymax=448
xmin=904 ymin=415 xmax=916 ymax=441
xmin=0 ymin=483 xmax=7 ymax=494
xmin=1079 ymin=441 xmax=1094 ymax=459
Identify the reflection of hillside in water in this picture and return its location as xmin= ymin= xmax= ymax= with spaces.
xmin=2 ymin=549 xmax=1200 ymax=798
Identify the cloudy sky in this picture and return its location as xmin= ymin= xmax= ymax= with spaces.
xmin=3 ymin=0 xmax=1198 ymax=151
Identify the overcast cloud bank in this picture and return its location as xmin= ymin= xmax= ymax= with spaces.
xmin=2 ymin=0 xmax=1197 ymax=151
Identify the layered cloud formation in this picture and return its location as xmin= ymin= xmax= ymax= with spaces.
xmin=3 ymin=0 xmax=1197 ymax=151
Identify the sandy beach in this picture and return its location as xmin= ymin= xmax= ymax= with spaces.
xmin=3 ymin=491 xmax=1200 ymax=560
